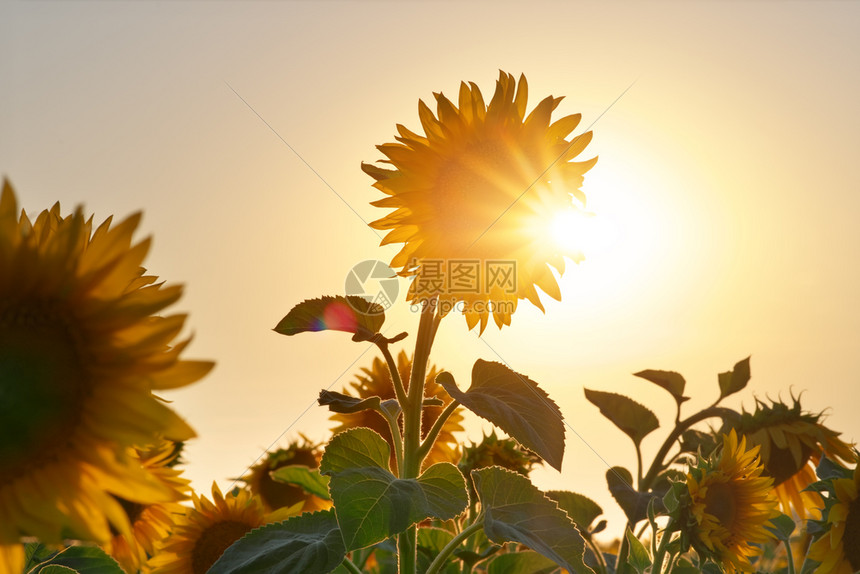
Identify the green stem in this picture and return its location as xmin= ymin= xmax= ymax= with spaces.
xmin=425 ymin=517 xmax=485 ymax=574
xmin=380 ymin=403 xmax=405 ymax=476
xmin=399 ymin=299 xmax=441 ymax=574
xmin=640 ymin=406 xmax=739 ymax=491
xmin=340 ymin=557 xmax=363 ymax=574
xmin=616 ymin=528 xmax=630 ymax=574
xmin=784 ymin=538 xmax=796 ymax=574
xmin=651 ymin=526 xmax=673 ymax=574
xmin=416 ymin=400 xmax=460 ymax=463
xmin=376 ymin=338 xmax=409 ymax=412
xmin=584 ymin=535 xmax=608 ymax=574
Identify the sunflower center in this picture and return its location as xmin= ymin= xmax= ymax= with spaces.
xmin=0 ymin=303 xmax=88 ymax=484
xmin=191 ymin=520 xmax=253 ymax=574
xmin=704 ymin=481 xmax=737 ymax=530
xmin=765 ymin=443 xmax=814 ymax=485
xmin=260 ymin=450 xmax=320 ymax=510
xmin=434 ymin=136 xmax=541 ymax=251
xmin=844 ymin=495 xmax=860 ymax=569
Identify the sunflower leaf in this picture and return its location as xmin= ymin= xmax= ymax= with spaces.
xmin=274 ymin=296 xmax=385 ymax=342
xmin=625 ymin=527 xmax=651 ymax=573
xmin=270 ymin=465 xmax=331 ymax=500
xmin=717 ymin=356 xmax=751 ymax=400
xmin=29 ymin=546 xmax=124 ymax=574
xmin=765 ymin=513 xmax=796 ymax=540
xmin=436 ymin=360 xmax=565 ymax=471
xmin=329 ymin=463 xmax=468 ymax=550
xmin=38 ymin=567 xmax=79 ymax=574
xmin=633 ymin=369 xmax=689 ymax=405
xmin=208 ymin=510 xmax=346 ymax=574
xmin=320 ymin=429 xmax=467 ymax=551
xmin=318 ymin=390 xmax=382 ymax=414
xmin=584 ymin=389 xmax=659 ymax=447
xmin=606 ymin=466 xmax=654 ymax=524
xmin=487 ymin=552 xmax=559 ymax=574
xmin=546 ymin=490 xmax=603 ymax=534
xmin=472 ymin=467 xmax=594 ymax=574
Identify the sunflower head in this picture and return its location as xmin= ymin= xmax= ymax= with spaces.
xmin=680 ymin=430 xmax=779 ymax=573
xmin=330 ymin=350 xmax=463 ymax=469
xmin=0 ymin=181 xmax=213 ymax=547
xmin=458 ymin=431 xmax=542 ymax=501
xmin=241 ymin=436 xmax=330 ymax=514
xmin=365 ymin=72 xmax=596 ymax=332
xmin=148 ymin=483 xmax=267 ymax=574
xmin=731 ymin=396 xmax=855 ymax=518
xmin=107 ymin=441 xmax=191 ymax=573
xmin=808 ymin=457 xmax=860 ymax=574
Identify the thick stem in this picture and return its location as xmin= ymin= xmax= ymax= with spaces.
xmin=381 ymin=405 xmax=404 ymax=476
xmin=399 ymin=300 xmax=440 ymax=574
xmin=340 ymin=557 xmax=363 ymax=574
xmin=424 ymin=518 xmax=485 ymax=574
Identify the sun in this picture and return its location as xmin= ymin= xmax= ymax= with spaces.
xmin=549 ymin=209 xmax=617 ymax=258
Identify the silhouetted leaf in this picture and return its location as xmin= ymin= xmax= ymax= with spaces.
xmin=717 ymin=356 xmax=751 ymax=400
xmin=270 ymin=465 xmax=331 ymax=500
xmin=208 ymin=510 xmax=346 ymax=574
xmin=318 ymin=390 xmax=382 ymax=413
xmin=584 ymin=389 xmax=659 ymax=446
xmin=472 ymin=467 xmax=593 ymax=574
xmin=546 ymin=490 xmax=603 ymax=533
xmin=437 ymin=361 xmax=565 ymax=471
xmin=633 ymin=369 xmax=689 ymax=405
xmin=274 ymin=296 xmax=384 ymax=342
xmin=606 ymin=467 xmax=653 ymax=524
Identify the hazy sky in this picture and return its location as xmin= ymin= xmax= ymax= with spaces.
xmin=3 ymin=1 xmax=859 ymax=537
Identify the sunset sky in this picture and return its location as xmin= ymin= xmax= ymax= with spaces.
xmin=3 ymin=1 xmax=859 ymax=537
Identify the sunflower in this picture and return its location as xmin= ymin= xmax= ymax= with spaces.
xmin=106 ymin=441 xmax=192 ymax=573
xmin=148 ymin=483 xmax=267 ymax=574
xmin=365 ymin=72 xmax=596 ymax=331
xmin=330 ymin=350 xmax=463 ymax=469
xmin=458 ymin=431 xmax=543 ymax=501
xmin=0 ymin=545 xmax=23 ymax=574
xmin=241 ymin=437 xmax=330 ymax=514
xmin=732 ymin=397 xmax=855 ymax=519
xmin=0 ymin=181 xmax=213 ymax=547
xmin=808 ymin=459 xmax=860 ymax=574
xmin=683 ymin=430 xmax=779 ymax=573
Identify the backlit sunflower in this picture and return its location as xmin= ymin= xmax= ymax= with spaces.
xmin=330 ymin=350 xmax=463 ymax=469
xmin=241 ymin=437 xmax=330 ymax=514
xmin=733 ymin=397 xmax=855 ymax=519
xmin=148 ymin=483 xmax=267 ymax=574
xmin=365 ymin=72 xmax=596 ymax=331
xmin=107 ymin=441 xmax=192 ymax=573
xmin=0 ymin=181 xmax=213 ymax=547
xmin=808 ymin=459 xmax=860 ymax=574
xmin=458 ymin=431 xmax=542 ymax=501
xmin=683 ymin=430 xmax=779 ymax=573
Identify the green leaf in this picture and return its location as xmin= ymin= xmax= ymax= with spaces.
xmin=765 ymin=513 xmax=796 ymax=540
xmin=584 ymin=389 xmax=659 ymax=446
xmin=328 ymin=462 xmax=468 ymax=550
xmin=546 ymin=490 xmax=603 ymax=533
xmin=39 ymin=567 xmax=79 ymax=574
xmin=274 ymin=296 xmax=385 ymax=342
xmin=816 ymin=455 xmax=852 ymax=480
xmin=270 ymin=465 xmax=331 ymax=500
xmin=436 ymin=360 xmax=566 ymax=471
xmin=487 ymin=551 xmax=559 ymax=574
xmin=472 ymin=467 xmax=594 ymax=574
xmin=662 ymin=481 xmax=686 ymax=514
xmin=318 ymin=390 xmax=382 ymax=414
xmin=208 ymin=510 xmax=346 ymax=574
xmin=625 ymin=528 xmax=651 ymax=574
xmin=717 ymin=356 xmax=751 ymax=400
xmin=319 ymin=428 xmax=391 ymax=474
xmin=606 ymin=467 xmax=652 ymax=524
xmin=633 ymin=369 xmax=689 ymax=404
xmin=30 ymin=546 xmax=124 ymax=574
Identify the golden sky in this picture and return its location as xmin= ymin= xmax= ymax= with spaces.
xmin=3 ymin=0 xmax=859 ymax=537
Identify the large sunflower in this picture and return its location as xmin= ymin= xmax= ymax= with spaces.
xmin=365 ymin=72 xmax=596 ymax=331
xmin=106 ymin=441 xmax=192 ymax=573
xmin=733 ymin=397 xmax=855 ymax=519
xmin=149 ymin=483 xmax=267 ymax=574
xmin=241 ymin=437 xmax=330 ymax=514
xmin=0 ymin=181 xmax=213 ymax=548
xmin=808 ymin=459 xmax=860 ymax=574
xmin=683 ymin=430 xmax=779 ymax=573
xmin=330 ymin=350 xmax=463 ymax=469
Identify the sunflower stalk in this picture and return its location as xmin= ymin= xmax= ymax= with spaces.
xmin=425 ymin=516 xmax=485 ymax=574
